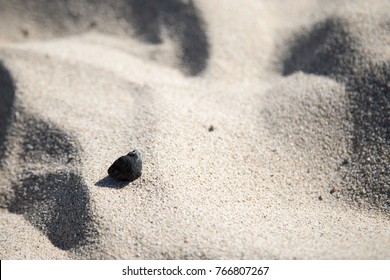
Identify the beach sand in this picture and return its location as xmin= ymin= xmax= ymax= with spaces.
xmin=0 ymin=0 xmax=389 ymax=259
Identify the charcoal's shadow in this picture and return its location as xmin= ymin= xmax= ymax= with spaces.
xmin=95 ymin=176 xmax=129 ymax=189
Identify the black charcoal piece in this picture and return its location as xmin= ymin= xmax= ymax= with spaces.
xmin=108 ymin=149 xmax=142 ymax=182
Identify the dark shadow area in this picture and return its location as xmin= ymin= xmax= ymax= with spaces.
xmin=281 ymin=16 xmax=390 ymax=210
xmin=126 ymin=0 xmax=210 ymax=76
xmin=22 ymin=116 xmax=78 ymax=165
xmin=2 ymin=114 xmax=98 ymax=250
xmin=95 ymin=176 xmax=130 ymax=189
xmin=282 ymin=17 xmax=361 ymax=78
xmin=9 ymin=171 xmax=97 ymax=250
xmin=1 ymin=0 xmax=210 ymax=76
xmin=0 ymin=62 xmax=15 ymax=166
xmin=346 ymin=63 xmax=390 ymax=209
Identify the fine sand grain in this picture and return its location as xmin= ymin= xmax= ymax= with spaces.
xmin=0 ymin=0 xmax=389 ymax=259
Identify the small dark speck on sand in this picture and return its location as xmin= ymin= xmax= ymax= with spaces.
xmin=330 ymin=186 xmax=338 ymax=194
xmin=208 ymin=125 xmax=215 ymax=132
xmin=89 ymin=21 xmax=97 ymax=28
xmin=318 ymin=195 xmax=323 ymax=201
xmin=21 ymin=29 xmax=29 ymax=37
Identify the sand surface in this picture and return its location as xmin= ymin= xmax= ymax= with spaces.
xmin=0 ymin=0 xmax=389 ymax=259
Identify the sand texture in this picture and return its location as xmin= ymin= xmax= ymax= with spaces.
xmin=0 ymin=0 xmax=389 ymax=259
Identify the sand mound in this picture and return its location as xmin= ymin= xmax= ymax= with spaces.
xmin=0 ymin=0 xmax=209 ymax=76
xmin=0 ymin=63 xmax=99 ymax=252
xmin=262 ymin=73 xmax=351 ymax=170
xmin=280 ymin=15 xmax=389 ymax=211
